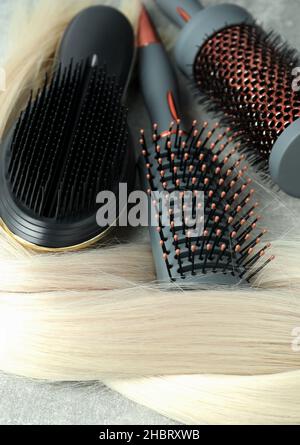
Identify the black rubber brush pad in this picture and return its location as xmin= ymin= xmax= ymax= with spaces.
xmin=58 ymin=6 xmax=134 ymax=87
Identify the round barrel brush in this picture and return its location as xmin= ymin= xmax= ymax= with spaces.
xmin=156 ymin=0 xmax=300 ymax=198
xmin=138 ymin=7 xmax=273 ymax=286
xmin=0 ymin=6 xmax=135 ymax=251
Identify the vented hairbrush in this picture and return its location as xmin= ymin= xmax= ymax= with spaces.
xmin=156 ymin=0 xmax=300 ymax=198
xmin=0 ymin=6 xmax=135 ymax=251
xmin=138 ymin=7 xmax=273 ymax=286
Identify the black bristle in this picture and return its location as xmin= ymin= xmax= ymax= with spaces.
xmin=7 ymin=58 xmax=128 ymax=220
xmin=141 ymin=121 xmax=273 ymax=284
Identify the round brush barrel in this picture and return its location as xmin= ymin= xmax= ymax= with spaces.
xmin=156 ymin=0 xmax=300 ymax=197
xmin=194 ymin=23 xmax=300 ymax=197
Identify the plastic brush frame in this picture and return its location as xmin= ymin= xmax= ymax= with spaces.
xmin=0 ymin=6 xmax=136 ymax=251
xmin=137 ymin=7 xmax=273 ymax=286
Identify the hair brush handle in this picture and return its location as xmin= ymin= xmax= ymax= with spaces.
xmin=138 ymin=7 xmax=180 ymax=131
xmin=155 ymin=0 xmax=203 ymax=27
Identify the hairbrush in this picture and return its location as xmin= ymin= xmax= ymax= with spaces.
xmin=0 ymin=6 xmax=135 ymax=251
xmin=138 ymin=7 xmax=273 ymax=286
xmin=156 ymin=0 xmax=300 ymax=198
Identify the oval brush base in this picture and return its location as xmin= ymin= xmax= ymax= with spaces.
xmin=0 ymin=6 xmax=136 ymax=251
xmin=0 ymin=124 xmax=136 ymax=250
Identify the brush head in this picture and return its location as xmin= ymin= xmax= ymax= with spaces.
xmin=0 ymin=5 xmax=136 ymax=250
xmin=0 ymin=58 xmax=135 ymax=249
xmin=140 ymin=120 xmax=273 ymax=285
xmin=194 ymin=23 xmax=300 ymax=189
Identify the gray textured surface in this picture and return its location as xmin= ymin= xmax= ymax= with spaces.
xmin=0 ymin=0 xmax=300 ymax=426
xmin=0 ymin=375 xmax=175 ymax=425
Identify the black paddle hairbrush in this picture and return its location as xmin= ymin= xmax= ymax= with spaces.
xmin=0 ymin=6 xmax=135 ymax=250
xmin=138 ymin=8 xmax=274 ymax=286
xmin=156 ymin=0 xmax=300 ymax=198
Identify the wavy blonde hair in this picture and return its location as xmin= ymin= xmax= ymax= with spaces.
xmin=0 ymin=0 xmax=300 ymax=425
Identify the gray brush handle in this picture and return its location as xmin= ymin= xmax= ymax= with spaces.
xmin=155 ymin=0 xmax=203 ymax=27
xmin=139 ymin=43 xmax=180 ymax=131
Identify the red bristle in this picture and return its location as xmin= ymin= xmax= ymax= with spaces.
xmin=194 ymin=23 xmax=300 ymax=172
xmin=140 ymin=120 xmax=272 ymax=281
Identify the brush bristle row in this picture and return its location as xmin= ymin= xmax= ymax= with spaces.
xmin=194 ymin=24 xmax=300 ymax=172
xmin=141 ymin=121 xmax=273 ymax=283
xmin=8 ymin=59 xmax=128 ymax=220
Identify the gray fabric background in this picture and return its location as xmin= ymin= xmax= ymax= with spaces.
xmin=0 ymin=0 xmax=299 ymax=426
